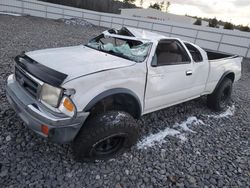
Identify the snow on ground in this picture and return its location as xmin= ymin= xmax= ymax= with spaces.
xmin=174 ymin=116 xmax=205 ymax=133
xmin=137 ymin=128 xmax=184 ymax=149
xmin=206 ymin=105 xmax=235 ymax=119
xmin=137 ymin=106 xmax=234 ymax=149
xmin=137 ymin=116 xmax=205 ymax=149
xmin=113 ymin=112 xmax=126 ymax=124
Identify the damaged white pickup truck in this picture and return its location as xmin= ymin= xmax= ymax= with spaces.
xmin=6 ymin=27 xmax=242 ymax=161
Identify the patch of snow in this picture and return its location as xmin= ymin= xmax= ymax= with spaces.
xmin=112 ymin=112 xmax=126 ymax=124
xmin=137 ymin=127 xmax=182 ymax=149
xmin=137 ymin=106 xmax=235 ymax=150
xmin=206 ymin=105 xmax=235 ymax=119
xmin=174 ymin=116 xmax=205 ymax=133
xmin=0 ymin=12 xmax=21 ymax=16
xmin=137 ymin=116 xmax=205 ymax=149
xmin=101 ymin=112 xmax=126 ymax=123
xmin=117 ymin=112 xmax=126 ymax=118
xmin=176 ymin=134 xmax=188 ymax=142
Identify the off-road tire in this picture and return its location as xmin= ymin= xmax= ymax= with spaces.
xmin=207 ymin=78 xmax=233 ymax=111
xmin=72 ymin=111 xmax=139 ymax=162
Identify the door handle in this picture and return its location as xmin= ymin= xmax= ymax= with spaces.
xmin=186 ymin=70 xmax=192 ymax=76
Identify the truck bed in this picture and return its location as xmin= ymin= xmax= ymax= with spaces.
xmin=205 ymin=50 xmax=237 ymax=60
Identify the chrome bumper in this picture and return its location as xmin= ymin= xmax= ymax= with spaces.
xmin=6 ymin=74 xmax=89 ymax=143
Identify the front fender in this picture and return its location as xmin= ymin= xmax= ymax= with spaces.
xmin=62 ymin=63 xmax=146 ymax=114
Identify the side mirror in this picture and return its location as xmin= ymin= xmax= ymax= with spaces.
xmin=151 ymin=54 xmax=157 ymax=67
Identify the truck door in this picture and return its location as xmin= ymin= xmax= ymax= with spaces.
xmin=184 ymin=42 xmax=209 ymax=97
xmin=144 ymin=39 xmax=200 ymax=113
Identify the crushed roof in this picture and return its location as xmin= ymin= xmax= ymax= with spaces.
xmin=102 ymin=27 xmax=168 ymax=42
xmin=126 ymin=27 xmax=168 ymax=41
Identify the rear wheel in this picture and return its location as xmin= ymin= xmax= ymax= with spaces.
xmin=207 ymin=78 xmax=233 ymax=111
xmin=72 ymin=111 xmax=139 ymax=162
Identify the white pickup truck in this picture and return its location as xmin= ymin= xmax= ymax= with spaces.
xmin=6 ymin=27 xmax=242 ymax=161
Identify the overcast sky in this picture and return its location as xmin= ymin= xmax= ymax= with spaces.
xmin=134 ymin=0 xmax=250 ymax=25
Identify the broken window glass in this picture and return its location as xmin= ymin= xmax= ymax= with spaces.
xmin=86 ymin=34 xmax=151 ymax=62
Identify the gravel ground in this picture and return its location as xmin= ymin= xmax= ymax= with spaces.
xmin=0 ymin=15 xmax=249 ymax=188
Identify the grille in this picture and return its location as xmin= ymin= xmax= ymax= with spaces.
xmin=15 ymin=65 xmax=39 ymax=98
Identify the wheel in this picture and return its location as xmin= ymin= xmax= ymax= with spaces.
xmin=72 ymin=111 xmax=139 ymax=162
xmin=207 ymin=78 xmax=233 ymax=111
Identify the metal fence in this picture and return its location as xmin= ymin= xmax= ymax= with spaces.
xmin=1 ymin=0 xmax=250 ymax=58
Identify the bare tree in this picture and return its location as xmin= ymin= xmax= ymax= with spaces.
xmin=149 ymin=1 xmax=171 ymax=12
xmin=149 ymin=2 xmax=163 ymax=10
xmin=140 ymin=0 xmax=143 ymax=7
xmin=123 ymin=0 xmax=136 ymax=4
xmin=166 ymin=1 xmax=171 ymax=12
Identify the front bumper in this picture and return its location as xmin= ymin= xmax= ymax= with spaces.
xmin=6 ymin=74 xmax=89 ymax=143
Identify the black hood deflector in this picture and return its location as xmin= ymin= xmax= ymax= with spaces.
xmin=15 ymin=54 xmax=68 ymax=87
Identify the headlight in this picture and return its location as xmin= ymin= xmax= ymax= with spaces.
xmin=40 ymin=83 xmax=63 ymax=107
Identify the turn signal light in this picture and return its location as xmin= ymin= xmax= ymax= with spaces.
xmin=59 ymin=97 xmax=76 ymax=117
xmin=41 ymin=124 xmax=49 ymax=136
xmin=63 ymin=98 xmax=74 ymax=112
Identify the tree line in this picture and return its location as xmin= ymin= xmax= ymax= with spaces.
xmin=193 ymin=17 xmax=250 ymax=32
xmin=39 ymin=0 xmax=171 ymax=13
xmin=39 ymin=0 xmax=137 ymax=14
xmin=39 ymin=0 xmax=249 ymax=32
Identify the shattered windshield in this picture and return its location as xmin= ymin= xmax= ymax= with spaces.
xmin=86 ymin=34 xmax=151 ymax=62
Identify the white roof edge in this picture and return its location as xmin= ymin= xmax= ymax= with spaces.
xmin=102 ymin=30 xmax=150 ymax=42
xmin=103 ymin=27 xmax=171 ymax=42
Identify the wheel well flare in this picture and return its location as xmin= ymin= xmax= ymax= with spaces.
xmin=84 ymin=89 xmax=142 ymax=119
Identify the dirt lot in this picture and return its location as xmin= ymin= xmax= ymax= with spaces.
xmin=0 ymin=15 xmax=249 ymax=188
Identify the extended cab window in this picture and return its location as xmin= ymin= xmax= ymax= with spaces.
xmin=155 ymin=40 xmax=191 ymax=66
xmin=184 ymin=43 xmax=203 ymax=62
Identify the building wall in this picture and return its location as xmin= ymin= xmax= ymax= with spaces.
xmin=121 ymin=8 xmax=195 ymax=24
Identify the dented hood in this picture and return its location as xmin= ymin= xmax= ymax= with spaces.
xmin=25 ymin=45 xmax=135 ymax=83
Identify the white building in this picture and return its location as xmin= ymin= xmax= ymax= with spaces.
xmin=120 ymin=8 xmax=208 ymax=26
